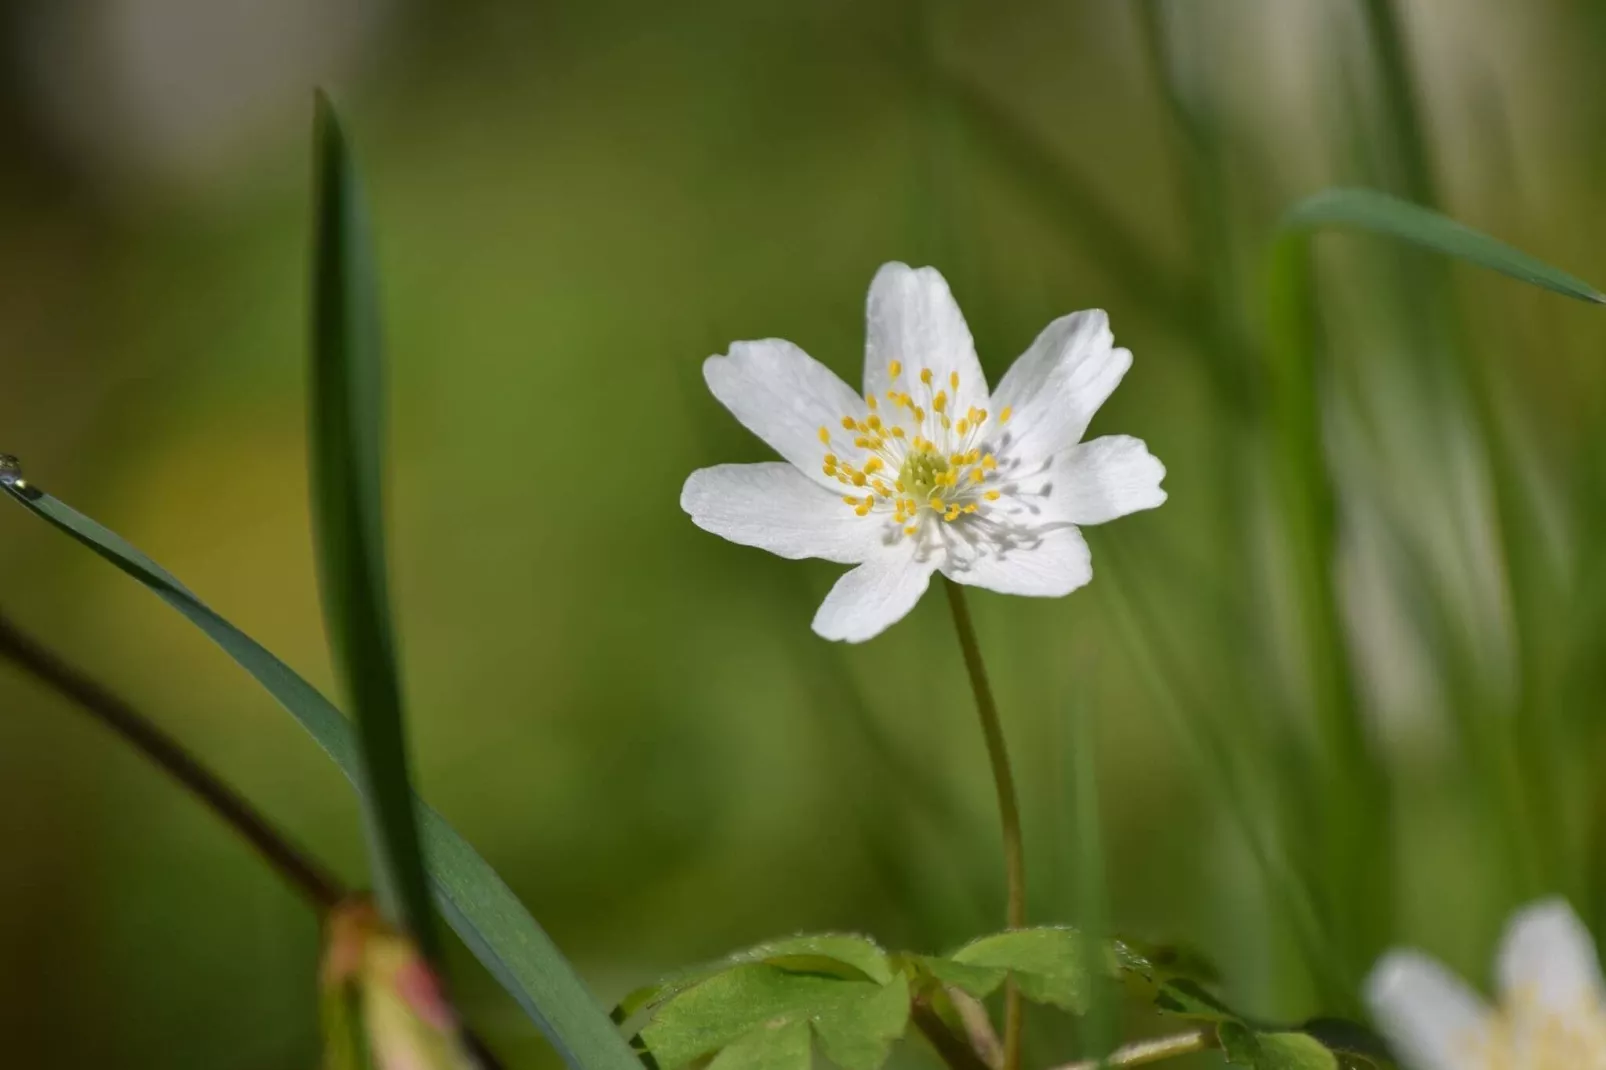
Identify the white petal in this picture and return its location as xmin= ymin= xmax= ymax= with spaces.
xmin=1045 ymin=435 xmax=1167 ymax=526
xmin=1496 ymin=898 xmax=1606 ymax=1017
xmin=941 ymin=523 xmax=1092 ymax=598
xmin=989 ymin=310 xmax=1130 ymax=460
xmin=811 ymin=539 xmax=935 ymax=642
xmin=1365 ymin=950 xmax=1491 ymax=1070
xmin=681 ymin=463 xmax=882 ymax=565
xmin=704 ymin=340 xmax=866 ymax=490
xmin=863 ymin=263 xmax=988 ymax=415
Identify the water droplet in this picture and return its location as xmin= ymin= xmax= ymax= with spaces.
xmin=0 ymin=454 xmax=23 ymax=487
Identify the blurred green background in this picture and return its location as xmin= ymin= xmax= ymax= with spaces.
xmin=4 ymin=0 xmax=1606 ymax=1066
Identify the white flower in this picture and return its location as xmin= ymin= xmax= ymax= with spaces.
xmin=680 ymin=262 xmax=1166 ymax=642
xmin=1367 ymin=898 xmax=1606 ymax=1070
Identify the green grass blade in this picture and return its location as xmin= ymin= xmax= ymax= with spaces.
xmin=1 ymin=483 xmax=642 ymax=1070
xmin=308 ymin=93 xmax=438 ymax=960
xmin=1280 ymin=187 xmax=1606 ymax=304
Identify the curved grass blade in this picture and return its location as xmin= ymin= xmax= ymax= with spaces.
xmin=1 ymin=483 xmax=642 ymax=1070
xmin=1280 ymin=187 xmax=1605 ymax=304
xmin=309 ymin=92 xmax=438 ymax=961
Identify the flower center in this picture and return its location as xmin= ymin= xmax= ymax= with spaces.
xmin=815 ymin=362 xmax=1012 ymax=538
xmin=1469 ymin=995 xmax=1606 ymax=1070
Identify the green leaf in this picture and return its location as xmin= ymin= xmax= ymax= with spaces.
xmin=739 ymin=934 xmax=893 ymax=984
xmin=309 ymin=91 xmax=437 ymax=961
xmin=903 ymin=954 xmax=1008 ymax=1000
xmin=948 ymin=927 xmax=1090 ymax=1013
xmin=705 ymin=1020 xmax=811 ymax=1070
xmin=0 ymin=484 xmax=640 ymax=1070
xmin=637 ymin=964 xmax=909 ymax=1070
xmin=1218 ymin=1022 xmax=1339 ymax=1070
xmin=1279 ymin=187 xmax=1606 ymax=304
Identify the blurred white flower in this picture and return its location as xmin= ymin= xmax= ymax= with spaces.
xmin=1367 ymin=898 xmax=1606 ymax=1070
xmin=682 ymin=262 xmax=1166 ymax=642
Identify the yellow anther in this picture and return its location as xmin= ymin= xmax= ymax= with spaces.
xmin=854 ymin=436 xmax=871 ymax=449
xmin=941 ymin=417 xmax=952 ymax=430
xmin=963 ymin=504 xmax=978 ymax=514
xmin=864 ymin=457 xmax=884 ymax=474
xmin=855 ymin=503 xmax=872 ymax=517
xmin=985 ymin=490 xmax=1001 ymax=501
xmin=863 ymin=494 xmax=876 ymax=506
xmin=971 ymin=469 xmax=986 ymax=483
xmin=933 ymin=391 xmax=947 ymax=413
xmin=842 ymin=495 xmax=858 ymax=505
xmin=874 ymin=481 xmax=891 ymax=496
xmin=890 ymin=426 xmax=906 ymax=439
xmin=905 ymin=525 xmax=918 ymax=536
xmin=949 ymin=453 xmax=966 ymax=466
xmin=822 ymin=463 xmax=836 ymax=476
xmin=929 ymin=496 xmax=944 ymax=510
xmin=841 ymin=416 xmax=857 ymax=430
xmin=1000 ymin=406 xmax=1012 ymax=423
xmin=867 ymin=394 xmax=878 ymax=411
xmin=976 ymin=409 xmax=988 ymax=423
xmin=895 ymin=479 xmax=906 ymax=492
xmin=913 ymin=407 xmax=926 ymax=423
xmin=919 ymin=368 xmax=933 ymax=385
xmin=956 ymin=419 xmax=970 ymax=436
xmin=966 ymin=449 xmax=980 ymax=463
xmin=982 ymin=454 xmax=997 ymax=470
xmin=852 ymin=473 xmax=867 ymax=486
xmin=867 ymin=414 xmax=882 ymax=431
xmin=949 ymin=370 xmax=959 ymax=390
xmin=890 ymin=360 xmax=903 ymax=378
xmin=944 ymin=506 xmax=961 ymax=522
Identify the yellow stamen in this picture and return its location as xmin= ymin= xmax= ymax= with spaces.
xmin=933 ymin=391 xmax=947 ymax=413
xmin=982 ymin=455 xmax=997 ymax=470
xmin=818 ymin=426 xmax=830 ymax=443
xmin=841 ymin=416 xmax=857 ymax=430
xmin=985 ymin=490 xmax=1001 ymax=501
xmin=890 ymin=360 xmax=903 ymax=378
xmin=920 ymin=368 xmax=933 ymax=385
xmin=971 ymin=469 xmax=985 ymax=483
xmin=1000 ymin=406 xmax=1013 ymax=423
xmin=842 ymin=496 xmax=858 ymax=505
xmin=949 ymin=371 xmax=959 ymax=390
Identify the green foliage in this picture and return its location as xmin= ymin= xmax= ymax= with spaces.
xmin=629 ymin=935 xmax=909 ymax=1070
xmin=1218 ymin=1022 xmax=1338 ymax=1070
xmin=945 ymin=927 xmax=1090 ymax=1013
xmin=1279 ymin=187 xmax=1605 ymax=304
xmin=0 ymin=483 xmax=641 ymax=1070
xmin=308 ymin=92 xmax=438 ymax=961
xmin=625 ymin=929 xmax=1398 ymax=1070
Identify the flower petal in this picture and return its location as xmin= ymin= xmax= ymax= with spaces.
xmin=811 ymin=539 xmax=935 ymax=642
xmin=681 ymin=463 xmax=883 ymax=564
xmin=1496 ymin=898 xmax=1606 ymax=1017
xmin=1365 ymin=950 xmax=1491 ymax=1070
xmin=704 ymin=340 xmax=866 ymax=489
xmin=941 ymin=523 xmax=1092 ymax=598
xmin=1044 ymin=435 xmax=1167 ymax=526
xmin=863 ymin=263 xmax=988 ymax=415
xmin=989 ymin=310 xmax=1130 ymax=460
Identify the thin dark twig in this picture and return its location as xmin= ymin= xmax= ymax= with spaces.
xmin=0 ymin=609 xmax=343 ymax=907
xmin=0 ymin=609 xmax=512 ymax=1070
xmin=912 ymin=1000 xmax=994 ymax=1070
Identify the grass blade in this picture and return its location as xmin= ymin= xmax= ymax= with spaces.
xmin=308 ymin=92 xmax=439 ymax=959
xmin=1280 ymin=187 xmax=1606 ymax=304
xmin=0 ymin=483 xmax=641 ymax=1070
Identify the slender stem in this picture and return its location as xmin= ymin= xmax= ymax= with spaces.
xmin=0 ymin=610 xmax=509 ymax=1070
xmin=913 ymin=1000 xmax=994 ymax=1070
xmin=942 ymin=577 xmax=1026 ymax=1070
xmin=1048 ymin=1031 xmax=1213 ymax=1070
xmin=0 ymin=610 xmax=343 ymax=908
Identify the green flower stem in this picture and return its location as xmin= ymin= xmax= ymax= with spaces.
xmin=941 ymin=577 xmax=1026 ymax=1070
xmin=1050 ymin=1031 xmax=1212 ymax=1070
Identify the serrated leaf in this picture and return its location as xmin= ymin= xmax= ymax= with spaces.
xmin=903 ymin=954 xmax=1008 ymax=1000
xmin=638 ymin=964 xmax=910 ymax=1070
xmin=738 ymin=934 xmax=893 ymax=984
xmin=706 ymin=1020 xmax=812 ymax=1070
xmin=948 ymin=928 xmax=1090 ymax=1013
xmin=1279 ymin=187 xmax=1605 ymax=304
xmin=0 ymin=484 xmax=640 ymax=1070
xmin=1219 ymin=1022 xmax=1339 ymax=1070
